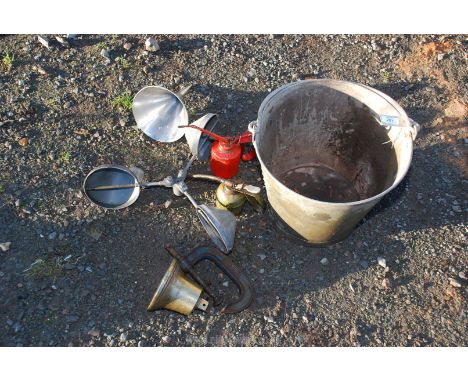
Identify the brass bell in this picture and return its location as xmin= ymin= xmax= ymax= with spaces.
xmin=215 ymin=183 xmax=246 ymax=215
xmin=147 ymin=259 xmax=209 ymax=316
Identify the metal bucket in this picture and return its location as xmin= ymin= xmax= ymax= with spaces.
xmin=249 ymin=79 xmax=420 ymax=245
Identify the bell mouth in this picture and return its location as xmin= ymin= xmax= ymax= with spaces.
xmin=147 ymin=259 xmax=179 ymax=312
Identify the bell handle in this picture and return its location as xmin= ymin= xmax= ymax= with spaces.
xmin=164 ymin=244 xmax=220 ymax=305
xmin=185 ymin=246 xmax=254 ymax=314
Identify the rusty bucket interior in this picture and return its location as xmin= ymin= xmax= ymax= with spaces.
xmin=253 ymin=79 xmax=417 ymax=244
xmin=258 ymin=85 xmax=399 ymax=203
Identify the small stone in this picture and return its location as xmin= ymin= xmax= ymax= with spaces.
xmin=18 ymin=137 xmax=28 ymax=146
xmin=164 ymin=200 xmax=172 ymax=209
xmin=449 ymin=278 xmax=461 ymax=288
xmin=258 ymin=254 xmax=266 ymax=261
xmin=34 ymin=65 xmax=47 ymax=75
xmin=161 ymin=335 xmax=171 ymax=345
xmin=360 ymin=260 xmax=369 ymax=269
xmin=377 ymin=257 xmax=386 ymax=268
xmin=459 ymin=271 xmax=467 ymax=280
xmin=37 ymin=35 xmax=50 ymax=49
xmin=259 ymin=268 xmax=265 ymax=274
xmin=138 ymin=340 xmax=146 ymax=347
xmin=13 ymin=322 xmax=22 ymax=333
xmin=320 ymin=257 xmax=329 ymax=265
xmin=222 ymin=281 xmax=229 ymax=287
xmin=123 ymin=42 xmax=132 ymax=50
xmin=264 ymin=316 xmax=274 ymax=323
xmin=0 ymin=120 xmax=13 ymax=127
xmin=382 ymin=278 xmax=393 ymax=290
xmin=88 ymin=227 xmax=102 ymax=241
xmin=145 ymin=38 xmax=159 ymax=52
xmin=292 ymin=312 xmax=298 ymax=319
xmin=88 ymin=329 xmax=100 ymax=337
xmin=55 ymin=35 xmax=69 ymax=47
xmin=48 ymin=232 xmax=57 ymax=240
xmin=437 ymin=53 xmax=445 ymax=61
xmin=66 ymin=315 xmax=79 ymax=323
xmin=120 ymin=333 xmax=128 ymax=342
xmin=452 ymin=205 xmax=462 ymax=213
xmin=0 ymin=242 xmax=11 ymax=252
xmin=100 ymin=49 xmax=111 ymax=64
xmin=247 ymin=69 xmax=256 ymax=77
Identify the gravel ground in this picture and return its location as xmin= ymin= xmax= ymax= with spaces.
xmin=0 ymin=34 xmax=467 ymax=347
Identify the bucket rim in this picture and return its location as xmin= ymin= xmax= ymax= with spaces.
xmin=254 ymin=79 xmax=414 ymax=207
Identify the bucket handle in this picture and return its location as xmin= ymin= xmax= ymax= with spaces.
xmin=408 ymin=118 xmax=421 ymax=140
xmin=247 ymin=120 xmax=258 ymax=141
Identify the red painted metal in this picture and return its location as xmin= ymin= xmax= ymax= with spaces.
xmin=181 ymin=125 xmax=256 ymax=179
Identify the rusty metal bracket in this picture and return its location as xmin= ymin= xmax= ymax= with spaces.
xmin=164 ymin=244 xmax=253 ymax=314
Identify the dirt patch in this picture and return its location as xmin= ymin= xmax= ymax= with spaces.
xmin=420 ymin=41 xmax=453 ymax=57
xmin=397 ymin=40 xmax=459 ymax=92
xmin=398 ymin=38 xmax=467 ymax=148
xmin=444 ymin=99 xmax=468 ymax=120
xmin=399 ymin=41 xmax=453 ymax=74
